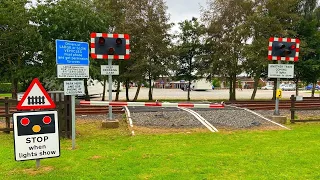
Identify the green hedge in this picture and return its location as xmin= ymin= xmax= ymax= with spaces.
xmin=0 ymin=83 xmax=24 ymax=93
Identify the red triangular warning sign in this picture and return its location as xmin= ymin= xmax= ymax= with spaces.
xmin=16 ymin=78 xmax=56 ymax=110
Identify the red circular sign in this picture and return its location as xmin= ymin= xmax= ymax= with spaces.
xmin=43 ymin=116 xmax=51 ymax=124
xmin=20 ymin=117 xmax=30 ymax=126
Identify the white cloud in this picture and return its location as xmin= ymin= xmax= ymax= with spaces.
xmin=165 ymin=0 xmax=207 ymax=34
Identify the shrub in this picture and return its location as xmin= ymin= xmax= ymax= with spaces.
xmin=0 ymin=83 xmax=24 ymax=93
xmin=0 ymin=83 xmax=12 ymax=93
xmin=212 ymin=78 xmax=221 ymax=87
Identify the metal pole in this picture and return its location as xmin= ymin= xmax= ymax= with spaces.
xmin=36 ymin=159 xmax=40 ymax=168
xmin=71 ymin=94 xmax=76 ymax=149
xmin=108 ymin=59 xmax=113 ymax=120
xmin=274 ymin=60 xmax=281 ymax=115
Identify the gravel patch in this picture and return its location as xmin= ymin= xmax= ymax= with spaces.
xmin=131 ymin=109 xmax=203 ymax=128
xmin=74 ymin=108 xmax=320 ymax=130
xmin=195 ymin=109 xmax=280 ymax=129
xmin=129 ymin=107 xmax=284 ymax=130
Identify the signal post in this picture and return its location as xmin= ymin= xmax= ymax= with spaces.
xmin=90 ymin=33 xmax=130 ymax=128
xmin=267 ymin=37 xmax=300 ymax=122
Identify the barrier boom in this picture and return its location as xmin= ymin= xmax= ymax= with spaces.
xmin=80 ymin=101 xmax=225 ymax=109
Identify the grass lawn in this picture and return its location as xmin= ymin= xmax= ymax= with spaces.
xmin=1 ymin=119 xmax=320 ymax=179
xmin=0 ymin=93 xmax=11 ymax=98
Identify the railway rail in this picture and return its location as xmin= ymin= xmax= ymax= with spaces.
xmin=0 ymin=106 xmax=124 ymax=115
xmin=225 ymin=98 xmax=320 ymax=110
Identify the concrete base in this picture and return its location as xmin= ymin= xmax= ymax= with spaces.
xmin=101 ymin=120 xmax=119 ymax=129
xmin=271 ymin=116 xmax=287 ymax=124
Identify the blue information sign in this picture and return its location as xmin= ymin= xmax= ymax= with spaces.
xmin=56 ymin=40 xmax=89 ymax=65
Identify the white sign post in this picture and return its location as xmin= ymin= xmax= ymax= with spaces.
xmin=64 ymin=81 xmax=85 ymax=96
xmin=268 ymin=64 xmax=294 ymax=78
xmin=56 ymin=40 xmax=89 ymax=150
xmin=268 ymin=63 xmax=294 ymax=115
xmin=13 ymin=111 xmax=60 ymax=162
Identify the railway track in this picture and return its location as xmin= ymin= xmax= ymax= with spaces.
xmin=1 ymin=97 xmax=320 ymax=114
xmin=225 ymin=98 xmax=320 ymax=110
xmin=0 ymin=106 xmax=124 ymax=115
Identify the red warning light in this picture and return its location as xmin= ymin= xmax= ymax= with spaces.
xmin=98 ymin=37 xmax=105 ymax=45
xmin=290 ymin=45 xmax=296 ymax=50
xmin=20 ymin=117 xmax=30 ymax=126
xmin=43 ymin=116 xmax=51 ymax=124
xmin=108 ymin=47 xmax=115 ymax=55
xmin=116 ymin=38 xmax=122 ymax=45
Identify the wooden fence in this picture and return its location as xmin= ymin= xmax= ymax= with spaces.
xmin=0 ymin=92 xmax=72 ymax=138
xmin=0 ymin=97 xmax=16 ymax=133
xmin=290 ymin=95 xmax=320 ymax=123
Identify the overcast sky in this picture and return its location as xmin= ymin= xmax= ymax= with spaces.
xmin=165 ymin=0 xmax=207 ymax=33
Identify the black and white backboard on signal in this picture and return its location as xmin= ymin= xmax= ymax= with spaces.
xmin=13 ymin=111 xmax=60 ymax=161
xmin=268 ymin=37 xmax=300 ymax=62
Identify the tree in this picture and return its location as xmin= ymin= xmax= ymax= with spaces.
xmin=175 ymin=17 xmax=204 ymax=101
xmin=110 ymin=0 xmax=172 ymax=101
xmin=242 ymin=0 xmax=301 ymax=99
xmin=30 ymin=0 xmax=111 ymax=100
xmin=201 ymin=0 xmax=253 ymax=101
xmin=296 ymin=4 xmax=320 ymax=97
xmin=0 ymin=0 xmax=42 ymax=99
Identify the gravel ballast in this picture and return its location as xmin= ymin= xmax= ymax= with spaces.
xmin=76 ymin=107 xmax=320 ymax=130
xmin=195 ymin=108 xmax=279 ymax=129
xmin=129 ymin=107 xmax=286 ymax=130
xmin=130 ymin=109 xmax=203 ymax=128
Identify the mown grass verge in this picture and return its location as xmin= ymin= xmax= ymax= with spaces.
xmin=0 ymin=93 xmax=11 ymax=98
xmin=1 ymin=119 xmax=320 ymax=179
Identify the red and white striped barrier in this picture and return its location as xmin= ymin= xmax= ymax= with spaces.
xmin=80 ymin=101 xmax=225 ymax=109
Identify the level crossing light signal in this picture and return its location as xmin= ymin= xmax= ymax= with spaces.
xmin=96 ymin=36 xmax=125 ymax=55
xmin=90 ymin=33 xmax=130 ymax=60
xmin=268 ymin=37 xmax=300 ymax=61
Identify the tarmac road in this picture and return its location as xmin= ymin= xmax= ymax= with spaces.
xmin=91 ymin=87 xmax=315 ymax=101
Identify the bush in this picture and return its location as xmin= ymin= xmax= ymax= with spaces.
xmin=0 ymin=83 xmax=24 ymax=93
xmin=0 ymin=83 xmax=12 ymax=93
xmin=212 ymin=78 xmax=221 ymax=87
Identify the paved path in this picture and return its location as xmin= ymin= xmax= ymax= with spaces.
xmin=90 ymin=87 xmax=315 ymax=101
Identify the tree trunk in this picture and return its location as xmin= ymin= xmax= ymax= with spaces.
xmin=84 ymin=79 xmax=90 ymax=101
xmin=188 ymin=56 xmax=192 ymax=101
xmin=11 ymin=77 xmax=18 ymax=100
xmin=312 ymin=82 xmax=316 ymax=97
xmin=250 ymin=75 xmax=259 ymax=100
xmin=229 ymin=77 xmax=233 ymax=101
xmin=231 ymin=73 xmax=236 ymax=101
xmin=8 ymin=57 xmax=18 ymax=99
xmin=102 ymin=77 xmax=107 ymax=101
xmin=272 ymin=79 xmax=277 ymax=100
xmin=133 ymin=83 xmax=142 ymax=101
xmin=148 ymin=78 xmax=153 ymax=101
xmin=115 ymin=81 xmax=120 ymax=101
xmin=125 ymin=79 xmax=130 ymax=101
xmin=294 ymin=78 xmax=299 ymax=96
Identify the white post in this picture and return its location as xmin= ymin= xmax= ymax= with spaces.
xmin=274 ymin=60 xmax=281 ymax=115
xmin=36 ymin=159 xmax=40 ymax=168
xmin=108 ymin=59 xmax=113 ymax=120
xmin=71 ymin=94 xmax=76 ymax=149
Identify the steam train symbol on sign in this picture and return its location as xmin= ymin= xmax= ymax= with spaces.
xmin=16 ymin=113 xmax=56 ymax=136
